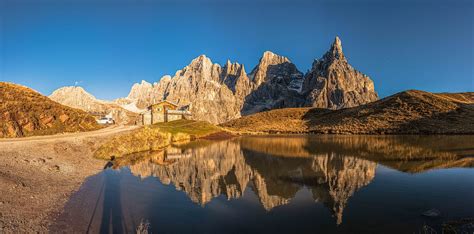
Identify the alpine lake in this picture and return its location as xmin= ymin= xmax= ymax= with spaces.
xmin=51 ymin=135 xmax=474 ymax=233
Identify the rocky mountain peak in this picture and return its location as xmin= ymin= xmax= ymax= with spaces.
xmin=122 ymin=37 xmax=379 ymax=123
xmin=242 ymin=51 xmax=304 ymax=115
xmin=302 ymin=37 xmax=378 ymax=109
xmin=49 ymin=86 xmax=106 ymax=113
xmin=140 ymin=80 xmax=152 ymax=86
xmin=188 ymin=54 xmax=214 ymax=69
xmin=332 ymin=36 xmax=343 ymax=55
xmin=250 ymin=51 xmax=295 ymax=86
xmin=261 ymin=51 xmax=290 ymax=64
xmin=223 ymin=60 xmax=246 ymax=76
xmin=160 ymin=75 xmax=172 ymax=82
xmin=128 ymin=80 xmax=153 ymax=100
xmin=324 ymin=36 xmax=345 ymax=62
xmin=50 ymin=86 xmax=99 ymax=104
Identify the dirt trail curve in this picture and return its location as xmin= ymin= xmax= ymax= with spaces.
xmin=0 ymin=125 xmax=138 ymax=143
xmin=0 ymin=125 xmax=138 ymax=233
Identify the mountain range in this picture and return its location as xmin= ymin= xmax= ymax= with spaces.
xmin=49 ymin=86 xmax=139 ymax=125
xmin=50 ymin=37 xmax=378 ymax=124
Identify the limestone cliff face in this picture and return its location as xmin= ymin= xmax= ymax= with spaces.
xmin=49 ymin=37 xmax=379 ymax=124
xmin=125 ymin=52 xmax=305 ymax=124
xmin=49 ymin=86 xmax=105 ymax=112
xmin=242 ymin=51 xmax=304 ymax=114
xmin=125 ymin=37 xmax=377 ymax=123
xmin=302 ymin=37 xmax=378 ymax=109
xmin=49 ymin=86 xmax=139 ymax=124
xmin=127 ymin=138 xmax=376 ymax=224
xmin=126 ymin=80 xmax=155 ymax=108
xmin=162 ymin=56 xmax=244 ymax=124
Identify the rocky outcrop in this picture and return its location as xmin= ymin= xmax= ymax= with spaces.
xmin=124 ymin=37 xmax=377 ymax=123
xmin=49 ymin=86 xmax=140 ymax=124
xmin=126 ymin=80 xmax=155 ymax=108
xmin=0 ymin=82 xmax=100 ymax=137
xmin=302 ymin=37 xmax=378 ymax=109
xmin=125 ymin=52 xmax=306 ymax=123
xmin=49 ymin=86 xmax=107 ymax=112
xmin=242 ymin=51 xmax=304 ymax=114
xmin=159 ymin=55 xmax=245 ymax=124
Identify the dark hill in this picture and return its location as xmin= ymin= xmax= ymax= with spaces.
xmin=221 ymin=90 xmax=474 ymax=134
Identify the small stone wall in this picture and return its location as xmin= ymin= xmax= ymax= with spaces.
xmin=167 ymin=114 xmax=183 ymax=122
xmin=142 ymin=112 xmax=152 ymax=125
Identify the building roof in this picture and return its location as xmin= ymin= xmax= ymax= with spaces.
xmin=150 ymin=100 xmax=178 ymax=108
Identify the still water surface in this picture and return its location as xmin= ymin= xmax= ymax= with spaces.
xmin=52 ymin=135 xmax=474 ymax=233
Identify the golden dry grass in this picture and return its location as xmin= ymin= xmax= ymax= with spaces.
xmin=0 ymin=82 xmax=101 ymax=137
xmin=221 ymin=90 xmax=474 ymax=134
xmin=94 ymin=119 xmax=226 ymax=159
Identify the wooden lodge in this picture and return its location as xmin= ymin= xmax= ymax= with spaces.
xmin=140 ymin=101 xmax=191 ymax=125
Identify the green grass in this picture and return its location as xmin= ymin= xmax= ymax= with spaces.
xmin=94 ymin=119 xmax=225 ymax=159
xmin=151 ymin=119 xmax=222 ymax=138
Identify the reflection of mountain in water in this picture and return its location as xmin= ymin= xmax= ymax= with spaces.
xmin=127 ymin=139 xmax=376 ymax=224
xmin=123 ymin=135 xmax=474 ymax=225
xmin=240 ymin=135 xmax=474 ymax=172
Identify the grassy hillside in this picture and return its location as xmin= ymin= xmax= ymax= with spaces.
xmin=221 ymin=90 xmax=474 ymax=134
xmin=0 ymin=82 xmax=101 ymax=137
xmin=94 ymin=119 xmax=227 ymax=159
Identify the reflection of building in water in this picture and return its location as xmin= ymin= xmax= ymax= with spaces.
xmin=164 ymin=147 xmax=192 ymax=160
xmin=127 ymin=139 xmax=376 ymax=224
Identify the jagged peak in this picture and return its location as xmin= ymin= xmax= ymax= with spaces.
xmin=326 ymin=36 xmax=345 ymax=61
xmin=129 ymin=80 xmax=152 ymax=90
xmin=239 ymin=64 xmax=246 ymax=75
xmin=333 ymin=36 xmax=342 ymax=51
xmin=189 ymin=54 xmax=213 ymax=66
xmin=140 ymin=80 xmax=152 ymax=86
xmin=260 ymin=51 xmax=291 ymax=64
xmin=160 ymin=75 xmax=172 ymax=81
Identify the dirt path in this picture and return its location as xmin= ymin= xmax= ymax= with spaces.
xmin=0 ymin=125 xmax=138 ymax=232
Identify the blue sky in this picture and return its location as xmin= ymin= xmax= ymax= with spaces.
xmin=0 ymin=0 xmax=472 ymax=100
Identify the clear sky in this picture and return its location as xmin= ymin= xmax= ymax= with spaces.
xmin=0 ymin=0 xmax=472 ymax=100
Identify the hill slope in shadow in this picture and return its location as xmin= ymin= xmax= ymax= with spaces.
xmin=221 ymin=90 xmax=474 ymax=134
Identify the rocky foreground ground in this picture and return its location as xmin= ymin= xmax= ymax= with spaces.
xmin=0 ymin=126 xmax=136 ymax=232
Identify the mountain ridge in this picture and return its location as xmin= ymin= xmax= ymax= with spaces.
xmin=49 ymin=86 xmax=140 ymax=125
xmin=50 ymin=37 xmax=379 ymax=124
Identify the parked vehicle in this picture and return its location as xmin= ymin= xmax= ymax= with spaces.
xmin=97 ymin=117 xmax=115 ymax=124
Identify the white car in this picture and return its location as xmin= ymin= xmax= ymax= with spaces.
xmin=97 ymin=117 xmax=115 ymax=125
